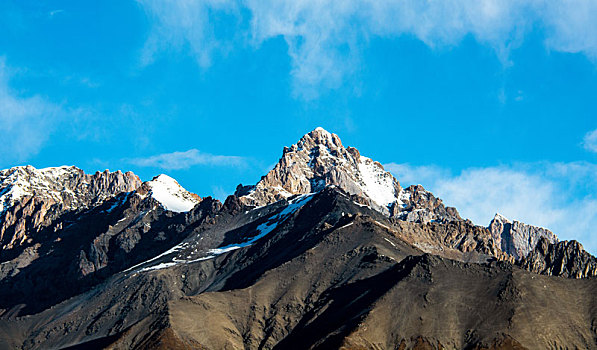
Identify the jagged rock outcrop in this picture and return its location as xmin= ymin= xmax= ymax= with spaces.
xmin=488 ymin=213 xmax=558 ymax=260
xmin=390 ymin=184 xmax=462 ymax=224
xmin=235 ymin=127 xmax=461 ymax=223
xmin=518 ymin=236 xmax=597 ymax=278
xmin=388 ymin=218 xmax=513 ymax=263
xmin=0 ymin=166 xmax=142 ymax=251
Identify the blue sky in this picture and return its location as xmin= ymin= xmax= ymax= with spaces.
xmin=1 ymin=1 xmax=597 ymax=251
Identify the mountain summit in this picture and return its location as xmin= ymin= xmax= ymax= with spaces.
xmin=236 ymin=127 xmax=461 ymax=223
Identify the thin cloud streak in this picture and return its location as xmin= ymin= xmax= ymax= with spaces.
xmin=129 ymin=149 xmax=245 ymax=170
xmin=583 ymin=129 xmax=597 ymax=153
xmin=0 ymin=58 xmax=62 ymax=162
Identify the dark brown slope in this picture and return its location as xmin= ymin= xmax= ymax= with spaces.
xmin=0 ymin=189 xmax=220 ymax=316
xmin=1 ymin=188 xmax=596 ymax=350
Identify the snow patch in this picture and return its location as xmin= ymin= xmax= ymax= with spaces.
xmin=337 ymin=222 xmax=354 ymax=230
xmin=383 ymin=237 xmax=396 ymax=247
xmin=139 ymin=262 xmax=177 ymax=272
xmin=358 ymin=157 xmax=398 ymax=208
xmin=374 ymin=220 xmax=391 ymax=231
xmin=104 ymin=193 xmax=129 ymax=213
xmin=124 ymin=241 xmax=190 ymax=272
xmin=147 ymin=174 xmax=199 ymax=213
xmin=398 ymin=189 xmax=411 ymax=204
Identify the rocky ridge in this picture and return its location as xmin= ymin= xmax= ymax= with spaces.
xmin=0 ymin=166 xmax=141 ymax=251
xmin=519 ymin=236 xmax=597 ymax=278
xmin=0 ymin=177 xmax=216 ymax=315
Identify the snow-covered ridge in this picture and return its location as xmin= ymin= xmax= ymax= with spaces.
xmin=0 ymin=165 xmax=142 ymax=217
xmin=147 ymin=174 xmax=200 ymax=213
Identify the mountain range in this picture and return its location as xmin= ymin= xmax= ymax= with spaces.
xmin=0 ymin=128 xmax=596 ymax=349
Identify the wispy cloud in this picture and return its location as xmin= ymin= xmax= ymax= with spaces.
xmin=211 ymin=185 xmax=232 ymax=200
xmin=0 ymin=57 xmax=62 ymax=162
xmin=384 ymin=163 xmax=449 ymax=188
xmin=128 ymin=149 xmax=245 ymax=170
xmin=138 ymin=0 xmax=237 ymax=68
xmin=583 ymin=129 xmax=597 ymax=153
xmin=138 ymin=0 xmax=597 ymax=98
xmin=386 ymin=161 xmax=597 ymax=253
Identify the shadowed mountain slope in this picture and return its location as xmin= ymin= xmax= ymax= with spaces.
xmin=0 ymin=129 xmax=596 ymax=349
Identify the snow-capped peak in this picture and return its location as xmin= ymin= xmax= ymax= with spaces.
xmin=492 ymin=212 xmax=512 ymax=223
xmin=146 ymin=174 xmax=200 ymax=213
xmin=236 ymin=128 xmax=402 ymax=212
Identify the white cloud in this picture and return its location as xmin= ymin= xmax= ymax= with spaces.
xmin=48 ymin=9 xmax=65 ymax=18
xmin=0 ymin=58 xmax=61 ymax=162
xmin=583 ymin=129 xmax=597 ymax=153
xmin=138 ymin=0 xmax=597 ymax=97
xmin=386 ymin=162 xmax=597 ymax=253
xmin=542 ymin=0 xmax=597 ymax=59
xmin=384 ymin=163 xmax=449 ymax=188
xmin=129 ymin=149 xmax=245 ymax=169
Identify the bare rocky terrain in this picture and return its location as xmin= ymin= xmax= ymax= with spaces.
xmin=0 ymin=129 xmax=595 ymax=349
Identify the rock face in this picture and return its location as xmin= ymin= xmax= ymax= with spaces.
xmin=0 ymin=166 xmax=142 ymax=251
xmin=390 ymin=184 xmax=462 ymax=224
xmin=519 ymin=237 xmax=597 ymax=278
xmin=389 ymin=218 xmax=513 ymax=264
xmin=236 ymin=127 xmax=461 ymax=223
xmin=488 ymin=213 xmax=558 ymax=260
